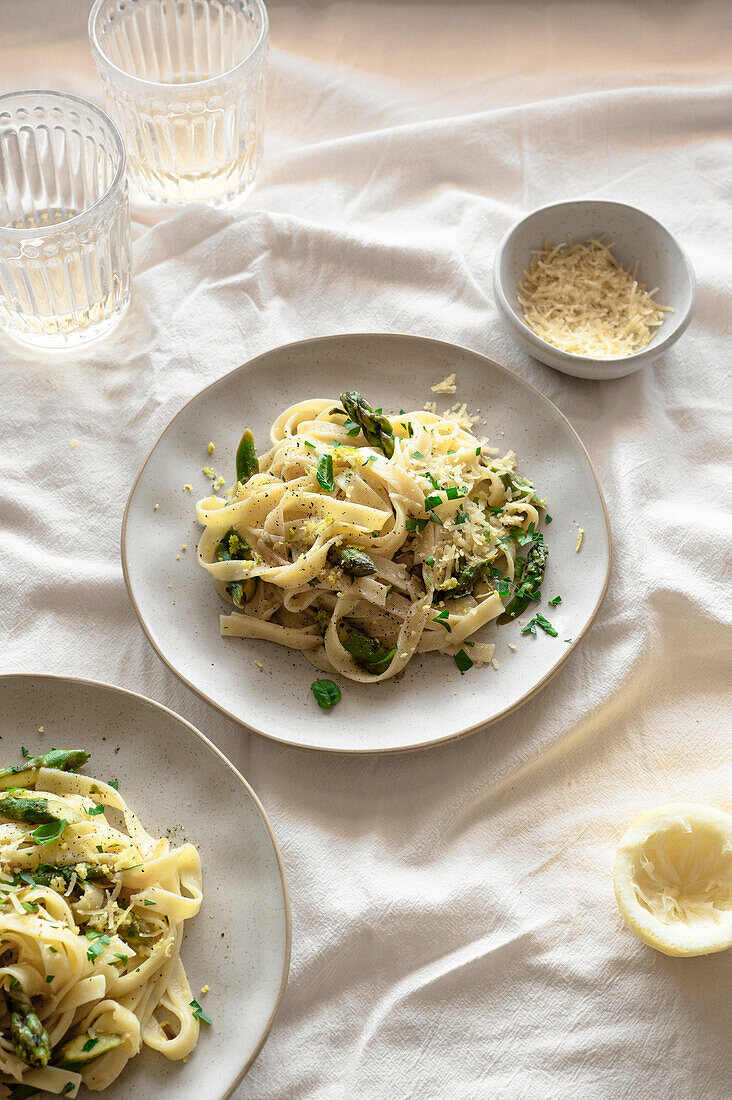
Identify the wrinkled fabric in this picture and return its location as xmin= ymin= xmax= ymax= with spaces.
xmin=1 ymin=2 xmax=731 ymax=1098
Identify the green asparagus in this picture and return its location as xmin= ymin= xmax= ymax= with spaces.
xmin=7 ymin=1085 xmax=40 ymax=1098
xmin=8 ymin=992 xmax=51 ymax=1068
xmin=497 ymin=542 xmax=548 ymax=624
xmin=435 ymin=559 xmax=489 ymax=600
xmin=342 ymin=626 xmax=396 ymax=672
xmin=0 ymin=750 xmax=90 ymax=793
xmin=235 ymin=429 xmax=258 ymax=485
xmin=12 ymin=864 xmax=107 ymax=889
xmin=339 ymin=392 xmax=395 ymax=459
xmin=0 ymin=797 xmax=61 ymax=825
xmin=327 ymin=545 xmax=377 ymax=577
xmin=55 ymin=1032 xmax=124 ymax=1069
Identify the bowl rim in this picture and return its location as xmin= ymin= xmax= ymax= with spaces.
xmin=120 ymin=331 xmax=613 ymax=755
xmin=0 ymin=670 xmax=292 ymax=1097
xmin=89 ymin=0 xmax=269 ymax=93
xmin=493 ymin=199 xmax=697 ymax=369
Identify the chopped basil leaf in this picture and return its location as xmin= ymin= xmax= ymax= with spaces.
xmin=113 ymin=953 xmax=128 ymax=963
xmin=545 ymin=514 xmax=553 ymax=523
xmin=428 ymin=513 xmax=444 ymax=526
xmin=144 ymin=899 xmax=156 ymax=905
xmin=476 ymin=446 xmax=481 ymax=455
xmin=497 ymin=579 xmax=511 ymax=599
xmin=445 ymin=486 xmax=465 ymax=501
xmin=344 ymin=418 xmax=361 ymax=436
xmin=46 ymin=974 xmax=54 ymax=982
xmin=424 ymin=493 xmax=442 ymax=510
xmin=31 ymin=819 xmax=67 ymax=846
xmin=411 ymin=450 xmax=425 ymax=460
xmin=311 ymin=679 xmax=341 ymax=709
xmin=21 ymin=901 xmax=39 ymax=913
xmin=21 ymin=747 xmax=30 ymax=759
xmin=425 ymin=557 xmax=435 ymax=567
xmin=564 ymin=638 xmax=572 ymax=643
xmin=454 ymin=509 xmax=468 ymax=524
xmin=522 ymin=614 xmax=558 ymax=637
xmin=405 ymin=516 xmax=428 ymax=533
xmin=548 ymin=595 xmax=562 ymax=606
xmin=316 ymin=454 xmax=335 ymax=492
xmin=87 ymin=804 xmax=105 ymax=816
xmin=190 ymin=998 xmax=212 ymax=1026
xmin=432 ymin=609 xmax=451 ymax=633
xmin=454 ymin=650 xmax=473 ymax=674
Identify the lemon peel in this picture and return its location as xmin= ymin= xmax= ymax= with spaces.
xmin=613 ymin=802 xmax=732 ymax=957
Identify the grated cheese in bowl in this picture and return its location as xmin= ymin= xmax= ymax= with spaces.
xmin=517 ymin=236 xmax=673 ymax=359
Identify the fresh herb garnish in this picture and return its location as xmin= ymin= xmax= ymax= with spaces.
xmin=405 ymin=516 xmax=428 ymax=534
xmin=424 ymin=493 xmax=442 ymax=510
xmin=109 ymin=779 xmax=118 ymax=790
xmin=144 ymin=899 xmax=156 ymax=905
xmin=30 ymin=819 xmax=67 ymax=846
xmin=454 ymin=650 xmax=473 ymax=674
xmin=445 ymin=486 xmax=465 ymax=501
xmin=428 ymin=513 xmax=444 ymax=526
xmin=425 ymin=557 xmax=435 ymax=567
xmin=344 ymin=418 xmax=361 ymax=436
xmin=86 ymin=804 xmax=105 ymax=816
xmin=86 ymin=934 xmax=110 ymax=962
xmin=548 ymin=595 xmax=562 ymax=606
xmin=476 ymin=446 xmax=481 ymax=455
xmin=311 ymin=679 xmax=341 ymax=709
xmin=190 ymin=998 xmax=212 ymax=1026
xmin=316 ymin=454 xmax=335 ymax=492
xmin=82 ymin=1037 xmax=99 ymax=1053
xmin=303 ymin=440 xmax=315 ymax=449
xmin=113 ymin=953 xmax=128 ymax=964
xmin=21 ymin=747 xmax=30 ymax=759
xmin=411 ymin=450 xmax=425 ymax=460
xmin=545 ymin=514 xmax=553 ymax=523
xmin=454 ymin=509 xmax=468 ymax=524
xmin=21 ymin=901 xmax=39 ymax=913
xmin=521 ymin=613 xmax=558 ymax=637
xmin=432 ymin=609 xmax=451 ymax=633
xmin=46 ymin=974 xmax=54 ymax=982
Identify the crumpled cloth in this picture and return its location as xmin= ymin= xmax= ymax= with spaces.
xmin=1 ymin=2 xmax=731 ymax=1097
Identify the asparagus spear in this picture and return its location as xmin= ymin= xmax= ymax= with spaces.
xmin=235 ymin=429 xmax=258 ymax=485
xmin=342 ymin=626 xmax=396 ymax=672
xmin=339 ymin=393 xmax=395 ymax=459
xmin=0 ymin=797 xmax=62 ymax=825
xmin=7 ymin=1085 xmax=40 ymax=1098
xmin=498 ymin=469 xmax=543 ymax=506
xmin=327 ymin=545 xmax=377 ymax=577
xmin=435 ymin=559 xmax=489 ymax=600
xmin=8 ymin=991 xmax=52 ymax=1068
xmin=55 ymin=1032 xmax=124 ymax=1069
xmin=0 ymin=750 xmax=89 ymax=793
xmin=13 ymin=864 xmax=108 ymax=889
xmin=497 ymin=542 xmax=548 ymax=624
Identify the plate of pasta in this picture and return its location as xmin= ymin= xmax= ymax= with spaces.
xmin=122 ymin=333 xmax=611 ymax=752
xmin=0 ymin=675 xmax=290 ymax=1099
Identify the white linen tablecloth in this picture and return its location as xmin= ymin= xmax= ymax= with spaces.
xmin=1 ymin=2 xmax=731 ymax=1096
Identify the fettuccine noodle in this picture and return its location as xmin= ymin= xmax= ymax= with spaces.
xmin=197 ymin=391 xmax=548 ymax=681
xmin=0 ymin=758 xmax=203 ymax=1097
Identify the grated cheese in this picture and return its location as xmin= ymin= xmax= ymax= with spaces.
xmin=431 ymin=372 xmax=457 ymax=395
xmin=517 ymin=236 xmax=673 ymax=359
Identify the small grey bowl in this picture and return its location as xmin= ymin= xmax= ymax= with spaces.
xmin=493 ymin=200 xmax=697 ymax=380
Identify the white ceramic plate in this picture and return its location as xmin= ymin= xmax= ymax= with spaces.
xmin=0 ymin=674 xmax=290 ymax=1099
xmin=122 ymin=334 xmax=611 ymax=753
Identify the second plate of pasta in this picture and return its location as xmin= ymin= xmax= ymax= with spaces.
xmin=122 ymin=334 xmax=611 ymax=752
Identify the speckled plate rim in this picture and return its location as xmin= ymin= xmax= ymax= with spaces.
xmin=0 ymin=672 xmax=291 ymax=1097
xmin=121 ymin=333 xmax=612 ymax=755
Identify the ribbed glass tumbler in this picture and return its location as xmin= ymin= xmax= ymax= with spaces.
xmin=89 ymin=0 xmax=269 ymax=206
xmin=0 ymin=91 xmax=131 ymax=350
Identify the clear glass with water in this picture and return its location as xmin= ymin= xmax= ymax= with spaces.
xmin=89 ymin=0 xmax=269 ymax=206
xmin=0 ymin=90 xmax=131 ymax=350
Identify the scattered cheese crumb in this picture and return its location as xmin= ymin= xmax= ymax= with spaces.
xmin=200 ymin=985 xmax=209 ymax=994
xmin=153 ymin=504 xmax=159 ymax=511
xmin=208 ymin=443 xmax=215 ymax=454
xmin=37 ymin=726 xmax=44 ymax=733
xmin=424 ymin=400 xmax=437 ymax=414
xmin=70 ymin=439 xmax=78 ymax=449
xmin=491 ymin=658 xmax=499 ymax=671
xmin=518 ymin=236 xmax=672 ymax=359
xmin=175 ymin=554 xmax=180 ymax=561
xmin=213 ymin=476 xmax=225 ymax=490
xmin=508 ymin=644 xmax=517 ymax=652
xmin=254 ymin=660 xmax=263 ymax=670
xmin=182 ymin=484 xmax=194 ymax=492
xmin=431 ymin=372 xmax=457 ymax=395
xmin=576 ymin=528 xmax=584 ymax=553
xmin=181 ymin=544 xmax=188 ymax=551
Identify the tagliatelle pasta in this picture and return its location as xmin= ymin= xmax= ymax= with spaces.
xmin=196 ymin=390 xmax=550 ymax=682
xmin=0 ymin=754 xmax=203 ymax=1097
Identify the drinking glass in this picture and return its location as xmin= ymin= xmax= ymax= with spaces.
xmin=0 ymin=90 xmax=131 ymax=350
xmin=89 ymin=0 xmax=269 ymax=206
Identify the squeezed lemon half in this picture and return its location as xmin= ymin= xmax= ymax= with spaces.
xmin=613 ymin=803 xmax=732 ymax=957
